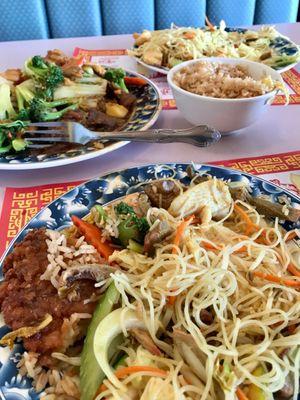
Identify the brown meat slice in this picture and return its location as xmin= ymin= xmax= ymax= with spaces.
xmin=62 ymin=109 xmax=86 ymax=123
xmin=61 ymin=58 xmax=83 ymax=79
xmin=0 ymin=229 xmax=100 ymax=359
xmin=44 ymin=49 xmax=69 ymax=66
xmin=86 ymin=110 xmax=120 ymax=130
xmin=144 ymin=220 xmax=173 ymax=255
xmin=117 ymin=91 xmax=137 ymax=109
xmin=130 ymin=328 xmax=161 ymax=356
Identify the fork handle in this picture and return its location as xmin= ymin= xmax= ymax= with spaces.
xmin=93 ymin=125 xmax=221 ymax=147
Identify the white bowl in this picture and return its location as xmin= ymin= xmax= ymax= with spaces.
xmin=167 ymin=57 xmax=284 ymax=134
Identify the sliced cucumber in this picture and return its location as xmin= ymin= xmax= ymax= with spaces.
xmin=80 ymin=282 xmax=120 ymax=400
xmin=93 ymin=307 xmax=145 ymax=388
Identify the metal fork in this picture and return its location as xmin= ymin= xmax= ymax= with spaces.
xmin=23 ymin=122 xmax=221 ymax=148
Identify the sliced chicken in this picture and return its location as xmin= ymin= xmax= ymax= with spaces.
xmin=134 ymin=30 xmax=152 ymax=46
xmin=168 ymin=178 xmax=232 ymax=222
xmin=142 ymin=44 xmax=163 ymax=66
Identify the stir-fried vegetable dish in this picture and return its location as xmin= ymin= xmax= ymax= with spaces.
xmin=0 ymin=49 xmax=145 ymax=154
xmin=129 ymin=22 xmax=300 ymax=71
xmin=1 ymin=167 xmax=300 ymax=399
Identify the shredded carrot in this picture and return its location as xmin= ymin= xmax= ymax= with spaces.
xmin=236 ymin=387 xmax=249 ymax=400
xmin=234 ymin=204 xmax=258 ymax=235
xmin=205 ymin=15 xmax=215 ymax=31
xmin=200 ymin=240 xmax=221 ymax=251
xmin=287 ymin=262 xmax=300 ymax=278
xmin=71 ymin=215 xmax=114 ymax=260
xmin=233 ymin=245 xmax=248 ymax=254
xmin=183 ymin=31 xmax=196 ymax=40
xmin=172 ymin=215 xmax=195 ymax=254
xmin=167 ymin=295 xmax=176 ymax=306
xmin=124 ymin=76 xmax=147 ymax=86
xmin=97 ymin=366 xmax=168 ymax=394
xmin=286 ymin=230 xmax=298 ymax=242
xmin=253 ymin=270 xmax=300 ymax=288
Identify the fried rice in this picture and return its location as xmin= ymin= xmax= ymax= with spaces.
xmin=173 ymin=61 xmax=281 ymax=99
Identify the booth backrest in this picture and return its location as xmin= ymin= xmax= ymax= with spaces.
xmin=0 ymin=0 xmax=298 ymax=42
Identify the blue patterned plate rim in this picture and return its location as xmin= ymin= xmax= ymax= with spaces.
xmin=0 ymin=70 xmax=162 ymax=171
xmin=1 ymin=162 xmax=300 ymax=398
xmin=1 ymin=161 xmax=300 ymax=263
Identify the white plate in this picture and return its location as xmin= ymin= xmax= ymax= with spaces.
xmin=0 ymin=70 xmax=162 ymax=170
xmin=135 ymin=56 xmax=298 ymax=75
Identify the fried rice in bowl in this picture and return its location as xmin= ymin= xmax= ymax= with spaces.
xmin=167 ymin=57 xmax=288 ymax=134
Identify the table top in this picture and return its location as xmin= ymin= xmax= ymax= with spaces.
xmin=0 ymin=22 xmax=299 ymax=206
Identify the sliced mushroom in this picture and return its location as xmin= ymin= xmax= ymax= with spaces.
xmin=62 ymin=264 xmax=117 ymax=286
xmin=230 ymin=186 xmax=300 ymax=223
xmin=186 ymin=165 xmax=210 ymax=184
xmin=130 ymin=328 xmax=161 ymax=356
xmin=144 ymin=220 xmax=174 ymax=255
xmin=275 ymin=372 xmax=294 ymax=399
xmin=144 ymin=180 xmax=181 ymax=209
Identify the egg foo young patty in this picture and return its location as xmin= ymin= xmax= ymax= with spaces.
xmin=173 ymin=61 xmax=279 ymax=99
xmin=0 ymin=229 xmax=100 ymax=367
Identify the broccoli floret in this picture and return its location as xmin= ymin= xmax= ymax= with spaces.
xmin=31 ymin=55 xmax=48 ymax=69
xmin=17 ymin=108 xmax=30 ymax=121
xmin=104 ymin=68 xmax=128 ymax=93
xmin=115 ymin=201 xmax=150 ymax=244
xmin=24 ymin=56 xmax=64 ymax=99
xmin=115 ymin=202 xmax=135 ymax=215
xmin=0 ymin=83 xmax=16 ymax=120
xmin=27 ymin=98 xmax=78 ymax=122
xmin=0 ymin=120 xmax=28 ymax=154
xmin=15 ymin=79 xmax=36 ymax=111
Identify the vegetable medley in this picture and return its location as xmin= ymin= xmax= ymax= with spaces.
xmin=0 ymin=49 xmax=147 ymax=154
xmin=129 ymin=22 xmax=300 ymax=70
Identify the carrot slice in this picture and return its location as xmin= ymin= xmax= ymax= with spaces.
xmin=205 ymin=16 xmax=215 ymax=31
xmin=287 ymin=262 xmax=300 ymax=278
xmin=172 ymin=215 xmax=195 ymax=254
xmin=167 ymin=295 xmax=176 ymax=306
xmin=236 ymin=387 xmax=249 ymax=400
xmin=124 ymin=76 xmax=147 ymax=86
xmin=97 ymin=365 xmax=167 ymax=394
xmin=71 ymin=215 xmax=114 ymax=260
xmin=234 ymin=204 xmax=258 ymax=235
xmin=200 ymin=240 xmax=222 ymax=251
xmin=253 ymin=270 xmax=300 ymax=288
xmin=286 ymin=230 xmax=298 ymax=242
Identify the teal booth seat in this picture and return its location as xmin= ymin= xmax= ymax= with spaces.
xmin=101 ymin=0 xmax=155 ymax=35
xmin=0 ymin=0 xmax=299 ymax=42
xmin=155 ymin=0 xmax=206 ymax=29
xmin=254 ymin=0 xmax=299 ymax=24
xmin=45 ymin=0 xmax=102 ymax=38
xmin=0 ymin=0 xmax=49 ymax=41
xmin=206 ymin=0 xmax=256 ymax=26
